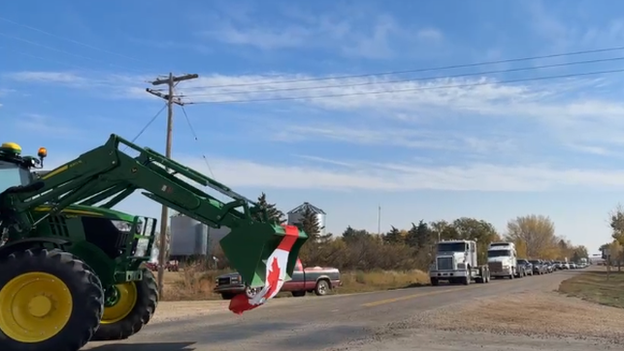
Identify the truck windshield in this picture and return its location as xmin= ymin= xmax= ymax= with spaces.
xmin=0 ymin=161 xmax=30 ymax=193
xmin=437 ymin=243 xmax=466 ymax=252
xmin=488 ymin=250 xmax=511 ymax=257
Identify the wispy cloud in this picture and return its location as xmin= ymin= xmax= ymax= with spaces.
xmin=15 ymin=113 xmax=91 ymax=139
xmin=194 ymin=5 xmax=444 ymax=59
xmin=175 ymin=154 xmax=624 ymax=191
xmin=6 ymin=68 xmax=624 ymax=158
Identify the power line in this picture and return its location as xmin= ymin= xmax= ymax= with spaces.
xmin=180 ymin=55 xmax=624 ymax=98
xmin=0 ymin=16 xmax=150 ymax=65
xmin=180 ymin=105 xmax=218 ymax=181
xmin=0 ymin=32 xmax=144 ymax=73
xmin=129 ymin=104 xmax=167 ymax=144
xmin=0 ymin=45 xmax=101 ymax=72
xmin=182 ymin=45 xmax=624 ymax=89
xmin=186 ymin=67 xmax=624 ymax=105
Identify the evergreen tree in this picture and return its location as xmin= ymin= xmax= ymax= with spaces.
xmin=300 ymin=206 xmax=322 ymax=240
xmin=253 ymin=192 xmax=285 ymax=224
xmin=342 ymin=226 xmax=370 ymax=243
xmin=405 ymin=222 xmax=419 ymax=247
xmin=383 ymin=226 xmax=402 ymax=244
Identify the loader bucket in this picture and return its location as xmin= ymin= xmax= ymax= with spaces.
xmin=219 ymin=223 xmax=308 ymax=288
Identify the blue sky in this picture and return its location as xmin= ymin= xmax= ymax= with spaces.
xmin=2 ymin=0 xmax=624 ymax=253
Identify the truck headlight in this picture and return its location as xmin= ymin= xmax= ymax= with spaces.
xmin=457 ymin=263 xmax=466 ymax=269
xmin=111 ymin=220 xmax=133 ymax=233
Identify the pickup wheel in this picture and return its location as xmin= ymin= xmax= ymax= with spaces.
xmin=221 ymin=293 xmax=235 ymax=300
xmin=314 ymin=280 xmax=330 ymax=296
xmin=291 ymin=291 xmax=306 ymax=297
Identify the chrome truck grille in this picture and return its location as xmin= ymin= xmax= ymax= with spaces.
xmin=488 ymin=262 xmax=503 ymax=272
xmin=437 ymin=257 xmax=454 ymax=270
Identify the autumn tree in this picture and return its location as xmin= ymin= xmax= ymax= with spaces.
xmin=253 ymin=193 xmax=285 ymax=224
xmin=429 ymin=220 xmax=458 ymax=241
xmin=505 ymin=215 xmax=557 ymax=258
xmin=453 ymin=217 xmax=499 ymax=264
xmin=609 ymin=204 xmax=624 ymax=246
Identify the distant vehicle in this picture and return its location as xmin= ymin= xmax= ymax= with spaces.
xmin=429 ymin=240 xmax=490 ymax=285
xmin=544 ymin=260 xmax=554 ymax=273
xmin=516 ymin=259 xmax=533 ymax=276
xmin=487 ymin=242 xmax=518 ymax=279
xmin=529 ymin=259 xmax=546 ymax=275
xmin=214 ymin=258 xmax=341 ymax=300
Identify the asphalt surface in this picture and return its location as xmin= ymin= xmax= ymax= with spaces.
xmin=84 ymin=270 xmax=584 ymax=351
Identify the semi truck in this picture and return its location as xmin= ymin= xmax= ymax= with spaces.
xmin=487 ymin=242 xmax=518 ymax=279
xmin=0 ymin=135 xmax=308 ymax=351
xmin=429 ymin=239 xmax=491 ymax=286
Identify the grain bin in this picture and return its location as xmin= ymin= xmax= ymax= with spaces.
xmin=170 ymin=214 xmax=208 ymax=258
xmin=287 ymin=202 xmax=326 ymax=236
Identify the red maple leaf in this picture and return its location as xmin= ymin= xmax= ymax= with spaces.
xmin=228 ymin=257 xmax=282 ymax=315
xmin=264 ymin=257 xmax=282 ymax=298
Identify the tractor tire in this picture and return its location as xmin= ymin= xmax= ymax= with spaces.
xmin=0 ymin=248 xmax=104 ymax=351
xmin=92 ymin=268 xmax=158 ymax=341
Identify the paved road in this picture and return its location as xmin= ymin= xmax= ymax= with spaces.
xmin=85 ymin=270 xmax=581 ymax=351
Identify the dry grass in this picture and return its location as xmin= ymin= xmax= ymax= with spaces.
xmin=339 ymin=270 xmax=430 ymax=294
xmin=161 ymin=262 xmax=227 ymax=301
xmin=558 ymin=267 xmax=624 ymax=308
xmin=160 ymin=266 xmax=430 ymax=301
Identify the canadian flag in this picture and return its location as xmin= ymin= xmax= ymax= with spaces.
xmin=229 ymin=225 xmax=299 ymax=315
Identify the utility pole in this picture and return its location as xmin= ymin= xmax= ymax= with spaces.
xmin=377 ymin=205 xmax=381 ymax=235
xmin=146 ymin=73 xmax=199 ymax=296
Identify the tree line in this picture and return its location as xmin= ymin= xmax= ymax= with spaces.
xmin=601 ymin=204 xmax=624 ymax=270
xmin=214 ymin=194 xmax=588 ymax=272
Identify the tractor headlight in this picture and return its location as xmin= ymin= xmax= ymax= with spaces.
xmin=112 ymin=220 xmax=132 ymax=233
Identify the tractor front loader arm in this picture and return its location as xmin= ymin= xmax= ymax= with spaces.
xmin=4 ymin=134 xmax=307 ymax=288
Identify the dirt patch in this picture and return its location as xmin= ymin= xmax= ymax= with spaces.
xmin=559 ymin=269 xmax=624 ymax=308
xmin=422 ymin=290 xmax=624 ymax=342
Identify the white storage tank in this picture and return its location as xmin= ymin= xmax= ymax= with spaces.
xmin=208 ymin=226 xmax=230 ymax=253
xmin=194 ymin=222 xmax=209 ymax=256
xmin=170 ymin=214 xmax=207 ymax=257
xmin=287 ymin=202 xmax=326 ymax=236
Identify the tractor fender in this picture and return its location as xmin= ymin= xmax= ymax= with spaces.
xmin=0 ymin=237 xmax=70 ymax=258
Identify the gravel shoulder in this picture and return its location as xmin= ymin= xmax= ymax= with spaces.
xmin=425 ymin=290 xmax=624 ymax=341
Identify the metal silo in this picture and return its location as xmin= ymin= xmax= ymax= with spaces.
xmin=208 ymin=226 xmax=231 ymax=253
xmin=170 ymin=214 xmax=200 ymax=258
xmin=193 ymin=222 xmax=208 ymax=256
xmin=287 ymin=202 xmax=326 ymax=236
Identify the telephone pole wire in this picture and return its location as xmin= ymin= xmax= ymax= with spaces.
xmin=146 ymin=72 xmax=199 ymax=297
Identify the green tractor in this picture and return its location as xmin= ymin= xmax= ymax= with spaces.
xmin=0 ymin=135 xmax=307 ymax=351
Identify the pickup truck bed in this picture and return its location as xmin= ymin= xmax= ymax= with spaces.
xmin=214 ymin=259 xmax=341 ymax=299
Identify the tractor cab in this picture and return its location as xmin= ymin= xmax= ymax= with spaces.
xmin=0 ymin=142 xmax=47 ymax=192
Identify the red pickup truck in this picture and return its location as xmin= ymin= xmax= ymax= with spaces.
xmin=213 ymin=259 xmax=341 ymax=300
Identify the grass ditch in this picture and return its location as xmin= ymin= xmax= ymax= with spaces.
xmin=558 ymin=267 xmax=624 ymax=309
xmin=160 ymin=264 xmax=430 ymax=301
